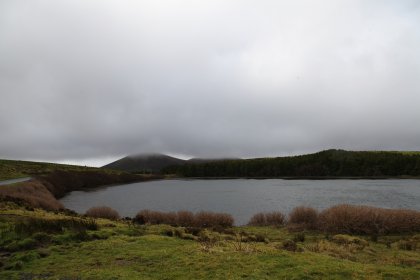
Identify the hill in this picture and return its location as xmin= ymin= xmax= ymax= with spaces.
xmin=164 ymin=149 xmax=420 ymax=178
xmin=103 ymin=154 xmax=243 ymax=173
xmin=102 ymin=153 xmax=185 ymax=173
xmin=0 ymin=159 xmax=100 ymax=181
xmin=0 ymin=159 xmax=159 ymax=209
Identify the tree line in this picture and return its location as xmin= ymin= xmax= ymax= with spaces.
xmin=163 ymin=149 xmax=420 ymax=177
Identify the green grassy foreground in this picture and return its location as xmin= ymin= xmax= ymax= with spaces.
xmin=1 ymin=203 xmax=419 ymax=279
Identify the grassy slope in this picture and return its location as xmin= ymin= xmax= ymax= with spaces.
xmin=0 ymin=159 xmax=104 ymax=181
xmin=1 ymin=204 xmax=419 ymax=279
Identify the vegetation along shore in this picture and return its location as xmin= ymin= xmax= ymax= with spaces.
xmin=0 ymin=200 xmax=419 ymax=279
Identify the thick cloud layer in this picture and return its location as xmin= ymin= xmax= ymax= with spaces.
xmin=1 ymin=1 xmax=420 ymax=166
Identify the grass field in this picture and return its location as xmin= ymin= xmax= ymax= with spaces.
xmin=0 ymin=159 xmax=102 ymax=181
xmin=1 ymin=202 xmax=419 ymax=279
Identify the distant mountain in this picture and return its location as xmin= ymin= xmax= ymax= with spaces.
xmin=102 ymin=154 xmax=243 ymax=173
xmin=102 ymin=153 xmax=185 ymax=173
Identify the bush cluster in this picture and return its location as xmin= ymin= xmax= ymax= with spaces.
xmin=247 ymin=204 xmax=420 ymax=235
xmin=134 ymin=210 xmax=234 ymax=228
xmin=0 ymin=181 xmax=63 ymax=210
xmin=318 ymin=204 xmax=420 ymax=234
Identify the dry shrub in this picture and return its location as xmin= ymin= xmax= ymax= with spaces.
xmin=266 ymin=212 xmax=286 ymax=226
xmin=134 ymin=210 xmax=234 ymax=228
xmin=194 ymin=211 xmax=234 ymax=228
xmin=164 ymin=212 xmax=178 ymax=226
xmin=248 ymin=211 xmax=285 ymax=226
xmin=135 ymin=210 xmax=181 ymax=226
xmin=318 ymin=204 xmax=420 ymax=235
xmin=288 ymin=207 xmax=318 ymax=229
xmin=85 ymin=206 xmax=120 ymax=220
xmin=176 ymin=211 xmax=195 ymax=227
xmin=248 ymin=213 xmax=266 ymax=226
xmin=0 ymin=180 xmax=63 ymax=210
xmin=135 ymin=210 xmax=166 ymax=225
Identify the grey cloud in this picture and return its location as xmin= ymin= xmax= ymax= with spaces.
xmin=1 ymin=0 xmax=420 ymax=166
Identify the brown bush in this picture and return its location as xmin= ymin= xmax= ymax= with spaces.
xmin=248 ymin=213 xmax=266 ymax=226
xmin=176 ymin=211 xmax=195 ymax=227
xmin=0 ymin=180 xmax=63 ymax=210
xmin=248 ymin=211 xmax=285 ymax=226
xmin=135 ymin=210 xmax=182 ymax=226
xmin=134 ymin=210 xmax=234 ymax=228
xmin=266 ymin=212 xmax=286 ymax=226
xmin=85 ymin=206 xmax=120 ymax=220
xmin=135 ymin=210 xmax=165 ymax=225
xmin=194 ymin=211 xmax=234 ymax=228
xmin=318 ymin=204 xmax=420 ymax=235
xmin=288 ymin=207 xmax=318 ymax=229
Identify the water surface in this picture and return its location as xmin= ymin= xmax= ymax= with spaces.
xmin=60 ymin=179 xmax=420 ymax=225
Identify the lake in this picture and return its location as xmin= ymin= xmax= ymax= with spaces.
xmin=60 ymin=179 xmax=420 ymax=225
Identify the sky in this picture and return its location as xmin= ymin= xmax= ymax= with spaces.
xmin=1 ymin=0 xmax=420 ymax=167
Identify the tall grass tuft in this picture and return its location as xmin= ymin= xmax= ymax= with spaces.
xmin=14 ymin=217 xmax=98 ymax=235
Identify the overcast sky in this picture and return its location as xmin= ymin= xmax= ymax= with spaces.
xmin=1 ymin=0 xmax=420 ymax=167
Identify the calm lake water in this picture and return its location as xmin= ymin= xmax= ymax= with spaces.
xmin=60 ymin=179 xmax=420 ymax=225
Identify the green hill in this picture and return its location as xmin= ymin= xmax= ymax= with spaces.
xmin=164 ymin=149 xmax=420 ymax=178
xmin=0 ymin=159 xmax=100 ymax=181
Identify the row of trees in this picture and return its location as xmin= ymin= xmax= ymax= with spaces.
xmin=163 ymin=150 xmax=420 ymax=177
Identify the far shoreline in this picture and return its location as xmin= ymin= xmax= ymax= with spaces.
xmin=163 ymin=175 xmax=420 ymax=180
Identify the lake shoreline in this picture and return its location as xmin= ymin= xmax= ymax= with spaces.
xmin=169 ymin=176 xmax=420 ymax=180
xmin=60 ymin=178 xmax=420 ymax=225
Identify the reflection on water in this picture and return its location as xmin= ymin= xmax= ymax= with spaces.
xmin=60 ymin=179 xmax=420 ymax=225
